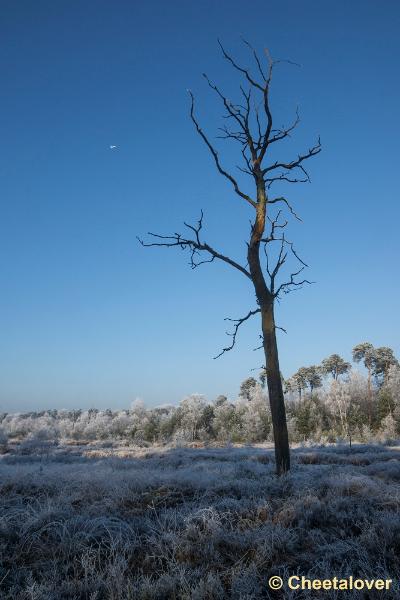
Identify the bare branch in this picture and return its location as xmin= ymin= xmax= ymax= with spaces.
xmin=217 ymin=40 xmax=277 ymax=168
xmin=285 ymin=240 xmax=309 ymax=267
xmin=216 ymin=126 xmax=247 ymax=144
xmin=266 ymin=171 xmax=310 ymax=187
xmin=269 ymin=108 xmax=300 ymax=144
xmin=254 ymin=105 xmax=263 ymax=148
xmin=240 ymin=37 xmax=267 ymax=82
xmin=269 ymin=236 xmax=288 ymax=295
xmin=241 ymin=143 xmax=254 ymax=169
xmin=236 ymin=164 xmax=253 ymax=176
xmin=138 ymin=212 xmax=252 ymax=279
xmin=275 ymin=325 xmax=288 ymax=333
xmin=261 ymin=210 xmax=288 ymax=243
xmin=218 ymin=39 xmax=264 ymax=91
xmin=268 ymin=196 xmax=302 ymax=221
xmin=202 ymin=73 xmax=259 ymax=167
xmin=253 ymin=341 xmax=264 ymax=351
xmin=262 ymin=138 xmax=322 ymax=176
xmin=257 ymin=55 xmax=274 ymax=163
xmin=202 ymin=73 xmax=246 ymax=131
xmin=214 ymin=308 xmax=261 ymax=359
xmin=189 ymin=91 xmax=257 ymax=209
xmin=274 ymin=266 xmax=314 ymax=298
xmin=261 ymin=222 xmax=311 ymax=295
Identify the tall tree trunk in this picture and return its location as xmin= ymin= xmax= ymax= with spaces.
xmin=247 ymin=179 xmax=290 ymax=475
xmin=262 ymin=302 xmax=290 ymax=474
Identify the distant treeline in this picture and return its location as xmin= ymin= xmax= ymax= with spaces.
xmin=1 ymin=343 xmax=399 ymax=448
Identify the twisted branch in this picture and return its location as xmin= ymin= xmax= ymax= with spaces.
xmin=138 ymin=211 xmax=251 ymax=279
xmin=214 ymin=308 xmax=261 ymax=359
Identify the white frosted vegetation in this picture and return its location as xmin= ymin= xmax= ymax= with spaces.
xmin=0 ymin=371 xmax=399 ymax=597
xmin=0 ymin=442 xmax=399 ymax=599
xmin=1 ymin=368 xmax=399 ymax=451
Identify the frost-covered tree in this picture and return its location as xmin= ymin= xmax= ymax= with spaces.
xmin=213 ymin=400 xmax=242 ymax=442
xmin=325 ymin=381 xmax=350 ymax=436
xmin=303 ymin=365 xmax=323 ymax=394
xmin=352 ymin=342 xmax=375 ymax=391
xmin=379 ymin=413 xmax=398 ymax=442
xmin=214 ymin=394 xmax=228 ymax=407
xmin=239 ymin=377 xmax=258 ymax=401
xmin=321 ymin=354 xmax=351 ymax=381
xmin=325 ymin=380 xmax=360 ymax=442
xmin=385 ymin=365 xmax=400 ymax=405
xmin=289 ymin=367 xmax=309 ymax=400
xmin=372 ymin=347 xmax=398 ymax=385
xmin=259 ymin=368 xmax=267 ymax=389
xmin=237 ymin=382 xmax=271 ymax=442
xmin=179 ymin=394 xmax=209 ymax=441
xmin=292 ymin=399 xmax=314 ymax=441
xmin=352 ymin=343 xmax=398 ymax=388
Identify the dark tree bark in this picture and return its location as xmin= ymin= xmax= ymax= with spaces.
xmin=246 ymin=175 xmax=291 ymax=472
xmin=139 ymin=41 xmax=320 ymax=474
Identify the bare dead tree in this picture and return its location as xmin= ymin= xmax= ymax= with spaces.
xmin=139 ymin=41 xmax=321 ymax=474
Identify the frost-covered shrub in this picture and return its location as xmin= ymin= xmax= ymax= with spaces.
xmin=18 ymin=432 xmax=57 ymax=455
xmin=237 ymin=386 xmax=271 ymax=443
xmin=178 ymin=394 xmax=209 ymax=441
xmin=212 ymin=401 xmax=242 ymax=442
xmin=377 ymin=414 xmax=398 ymax=444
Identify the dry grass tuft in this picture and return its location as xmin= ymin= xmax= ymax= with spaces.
xmin=0 ymin=442 xmax=399 ymax=598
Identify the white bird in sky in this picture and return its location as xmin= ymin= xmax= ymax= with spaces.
xmin=109 ymin=145 xmax=117 ymax=149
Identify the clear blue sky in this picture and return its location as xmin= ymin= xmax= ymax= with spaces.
xmin=1 ymin=0 xmax=399 ymax=412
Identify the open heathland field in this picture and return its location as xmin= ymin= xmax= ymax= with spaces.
xmin=0 ymin=442 xmax=399 ymax=599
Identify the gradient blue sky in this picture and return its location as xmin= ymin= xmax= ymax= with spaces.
xmin=1 ymin=0 xmax=399 ymax=412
